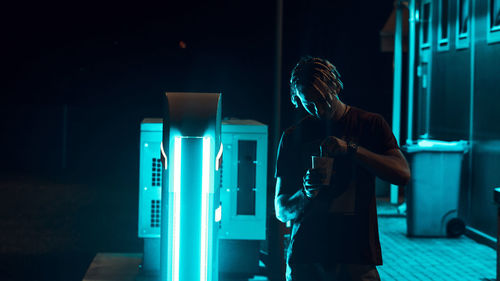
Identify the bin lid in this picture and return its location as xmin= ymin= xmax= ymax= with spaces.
xmin=403 ymin=139 xmax=469 ymax=153
xmin=494 ymin=188 xmax=500 ymax=205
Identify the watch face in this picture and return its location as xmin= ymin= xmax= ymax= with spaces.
xmin=347 ymin=141 xmax=358 ymax=154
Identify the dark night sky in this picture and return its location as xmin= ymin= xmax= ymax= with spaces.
xmin=0 ymin=0 xmax=394 ymax=179
xmin=2 ymin=1 xmax=277 ymax=105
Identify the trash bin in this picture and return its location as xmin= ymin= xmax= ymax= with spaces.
xmin=403 ymin=139 xmax=468 ymax=237
xmin=494 ymin=188 xmax=500 ymax=280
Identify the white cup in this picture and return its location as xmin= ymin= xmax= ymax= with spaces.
xmin=311 ymin=156 xmax=334 ymax=186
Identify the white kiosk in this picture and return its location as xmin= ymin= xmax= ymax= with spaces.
xmin=82 ymin=93 xmax=268 ymax=281
xmin=138 ymin=110 xmax=268 ymax=279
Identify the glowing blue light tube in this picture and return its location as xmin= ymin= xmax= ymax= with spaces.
xmin=170 ymin=136 xmax=214 ymax=281
xmin=161 ymin=92 xmax=220 ymax=281
xmin=201 ymin=137 xmax=211 ymax=281
xmin=172 ymin=137 xmax=182 ymax=281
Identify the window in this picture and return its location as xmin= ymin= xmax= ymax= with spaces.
xmin=421 ymin=1 xmax=432 ymax=49
xmin=487 ymin=0 xmax=500 ymax=43
xmin=458 ymin=0 xmax=469 ymax=36
xmin=456 ymin=0 xmax=470 ymax=49
xmin=438 ymin=0 xmax=450 ymax=51
xmin=491 ymin=0 xmax=500 ymax=29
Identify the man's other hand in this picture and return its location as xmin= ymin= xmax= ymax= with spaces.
xmin=303 ymin=168 xmax=327 ymax=199
xmin=320 ymin=136 xmax=348 ymax=156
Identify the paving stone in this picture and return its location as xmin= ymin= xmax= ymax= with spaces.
xmin=377 ymin=216 xmax=496 ymax=281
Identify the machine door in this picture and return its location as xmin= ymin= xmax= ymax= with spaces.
xmin=219 ymin=133 xmax=267 ymax=240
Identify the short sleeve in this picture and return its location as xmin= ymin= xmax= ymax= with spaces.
xmin=275 ymin=131 xmax=291 ymax=178
xmin=372 ymin=114 xmax=399 ymax=153
xmin=275 ymin=128 xmax=304 ymax=195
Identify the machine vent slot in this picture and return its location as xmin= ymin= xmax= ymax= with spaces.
xmin=150 ymin=200 xmax=161 ymax=228
xmin=152 ymin=158 xmax=162 ymax=187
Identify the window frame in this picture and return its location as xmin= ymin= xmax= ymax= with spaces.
xmin=438 ymin=0 xmax=450 ymax=51
xmin=420 ymin=0 xmax=433 ymax=50
xmin=456 ymin=0 xmax=470 ymax=50
xmin=487 ymin=0 xmax=500 ymax=44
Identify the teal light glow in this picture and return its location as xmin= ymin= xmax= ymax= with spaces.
xmin=172 ymin=137 xmax=182 ymax=281
xmin=419 ymin=140 xmax=441 ymax=147
xmin=215 ymin=205 xmax=221 ymax=223
xmin=405 ymin=140 xmax=469 ymax=153
xmin=214 ymin=206 xmax=222 ymax=222
xmin=215 ymin=142 xmax=223 ymax=171
xmin=160 ymin=141 xmax=168 ymax=170
xmin=168 ymin=135 xmax=215 ymax=281
xmin=418 ymin=139 xmax=463 ymax=148
xmin=200 ymin=137 xmax=211 ymax=281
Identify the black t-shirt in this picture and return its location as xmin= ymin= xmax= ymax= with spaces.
xmin=275 ymin=106 xmax=398 ymax=266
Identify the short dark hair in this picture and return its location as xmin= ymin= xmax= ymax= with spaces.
xmin=289 ymin=56 xmax=344 ymax=109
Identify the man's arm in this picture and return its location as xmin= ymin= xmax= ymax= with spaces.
xmin=322 ymin=137 xmax=411 ymax=186
xmin=274 ymin=130 xmax=311 ymax=223
xmin=274 ymin=177 xmax=310 ymax=223
xmin=354 ymin=147 xmax=410 ymax=186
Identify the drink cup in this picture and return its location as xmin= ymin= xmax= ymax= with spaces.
xmin=311 ymin=156 xmax=334 ymax=186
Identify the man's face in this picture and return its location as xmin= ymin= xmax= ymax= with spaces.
xmin=295 ymin=88 xmax=331 ymax=120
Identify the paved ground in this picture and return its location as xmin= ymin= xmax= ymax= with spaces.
xmin=0 ymin=174 xmax=142 ymax=281
xmin=251 ymin=201 xmax=497 ymax=281
xmin=377 ymin=215 xmax=496 ymax=281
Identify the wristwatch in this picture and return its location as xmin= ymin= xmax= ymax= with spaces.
xmin=302 ymin=186 xmax=312 ymax=199
xmin=347 ymin=140 xmax=358 ymax=156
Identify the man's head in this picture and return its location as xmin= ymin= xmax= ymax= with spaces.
xmin=289 ymin=57 xmax=344 ymax=119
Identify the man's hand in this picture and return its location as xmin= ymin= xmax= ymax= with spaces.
xmin=320 ymin=136 xmax=348 ymax=156
xmin=303 ymin=168 xmax=327 ymax=199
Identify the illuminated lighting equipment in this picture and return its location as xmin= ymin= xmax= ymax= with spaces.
xmin=391 ymin=0 xmax=403 ymax=204
xmin=172 ymin=137 xmax=182 ymax=281
xmin=138 ymin=118 xmax=268 ymax=276
xmin=201 ymin=136 xmax=210 ymax=281
xmin=407 ymin=0 xmax=416 ymax=144
xmin=160 ymin=92 xmax=221 ymax=281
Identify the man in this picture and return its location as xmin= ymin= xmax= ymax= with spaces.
xmin=274 ymin=57 xmax=410 ymax=281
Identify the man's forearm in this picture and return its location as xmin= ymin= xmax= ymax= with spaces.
xmin=274 ymin=177 xmax=310 ymax=222
xmin=354 ymin=147 xmax=411 ymax=186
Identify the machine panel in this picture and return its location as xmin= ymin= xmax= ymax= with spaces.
xmin=138 ymin=119 xmax=267 ymax=240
